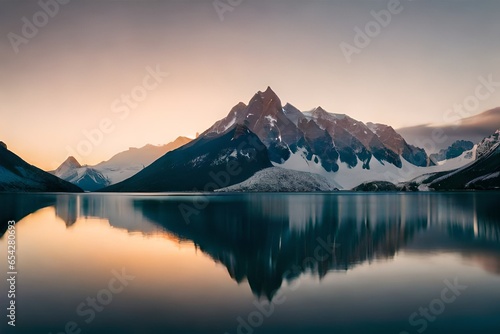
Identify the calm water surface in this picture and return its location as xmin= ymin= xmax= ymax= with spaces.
xmin=1 ymin=192 xmax=499 ymax=334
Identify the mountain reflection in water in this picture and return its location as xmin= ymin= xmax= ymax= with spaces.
xmin=1 ymin=192 xmax=499 ymax=300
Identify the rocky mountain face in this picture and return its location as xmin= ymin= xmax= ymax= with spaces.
xmin=206 ymin=87 xmax=302 ymax=165
xmin=206 ymin=87 xmax=430 ymax=173
xmin=100 ymin=87 xmax=459 ymax=192
xmin=0 ymin=143 xmax=82 ymax=192
xmin=366 ymin=122 xmax=429 ymax=167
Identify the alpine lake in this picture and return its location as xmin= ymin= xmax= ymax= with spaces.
xmin=1 ymin=192 xmax=499 ymax=334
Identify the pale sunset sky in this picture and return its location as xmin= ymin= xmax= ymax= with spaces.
xmin=1 ymin=0 xmax=500 ymax=170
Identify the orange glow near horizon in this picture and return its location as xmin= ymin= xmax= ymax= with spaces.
xmin=3 ymin=207 xmax=242 ymax=296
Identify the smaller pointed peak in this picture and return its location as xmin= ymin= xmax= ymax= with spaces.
xmin=247 ymin=87 xmax=281 ymax=107
xmin=312 ymin=106 xmax=328 ymax=114
xmin=283 ymin=103 xmax=302 ymax=113
xmin=0 ymin=141 xmax=7 ymax=150
xmin=230 ymin=102 xmax=247 ymax=111
xmin=65 ymin=156 xmax=81 ymax=167
xmin=55 ymin=156 xmax=81 ymax=175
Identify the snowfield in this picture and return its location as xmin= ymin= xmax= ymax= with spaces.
xmin=216 ymin=167 xmax=338 ymax=192
xmin=276 ymin=147 xmax=476 ymax=190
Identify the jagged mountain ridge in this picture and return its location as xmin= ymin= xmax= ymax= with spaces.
xmin=366 ymin=122 xmax=429 ymax=167
xmin=205 ymin=87 xmax=430 ymax=174
xmin=100 ymin=87 xmax=477 ymax=192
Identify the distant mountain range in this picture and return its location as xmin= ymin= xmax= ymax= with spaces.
xmin=2 ymin=87 xmax=499 ymax=192
xmin=103 ymin=87 xmax=497 ymax=192
xmin=429 ymin=140 xmax=474 ymax=163
xmin=51 ymin=136 xmax=191 ymax=191
xmin=93 ymin=136 xmax=192 ymax=183
xmin=103 ymin=124 xmax=272 ymax=192
xmin=368 ymin=131 xmax=500 ymax=191
xmin=102 ymin=87 xmax=435 ymax=191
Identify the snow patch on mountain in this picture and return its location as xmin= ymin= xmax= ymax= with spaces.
xmin=216 ymin=167 xmax=338 ymax=192
xmin=53 ymin=157 xmax=110 ymax=191
xmin=476 ymin=130 xmax=500 ymax=159
xmin=222 ymin=117 xmax=237 ymax=133
xmin=276 ymin=146 xmax=475 ymax=189
xmin=265 ymin=115 xmax=277 ymax=126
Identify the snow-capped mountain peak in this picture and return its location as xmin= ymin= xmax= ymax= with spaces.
xmin=476 ymin=129 xmax=500 ymax=159
xmin=54 ymin=156 xmax=82 ymax=177
xmin=51 ymin=137 xmax=193 ymax=190
xmin=202 ymin=87 xmax=434 ymax=185
xmin=53 ymin=157 xmax=109 ymax=191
